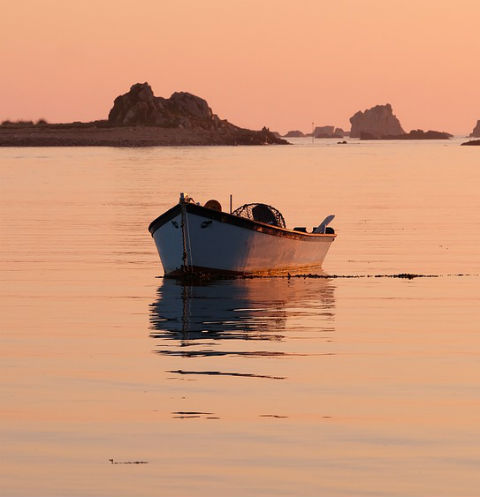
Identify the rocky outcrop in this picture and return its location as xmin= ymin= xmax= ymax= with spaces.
xmin=462 ymin=139 xmax=480 ymax=146
xmin=470 ymin=120 xmax=480 ymax=137
xmin=397 ymin=129 xmax=452 ymax=139
xmin=313 ymin=125 xmax=334 ymax=138
xmin=284 ymin=127 xmax=345 ymax=138
xmin=350 ymin=104 xmax=405 ymax=139
xmin=0 ymin=124 xmax=287 ymax=146
xmin=311 ymin=126 xmax=345 ymax=138
xmin=348 ymin=103 xmax=451 ymax=141
xmin=284 ymin=130 xmax=305 ymax=137
xmin=108 ymin=82 xmax=216 ymax=128
xmin=108 ymin=83 xmax=160 ymax=125
xmin=0 ymin=82 xmax=288 ymax=146
xmin=106 ymin=82 xmax=287 ymax=145
xmin=362 ymin=129 xmax=452 ymax=140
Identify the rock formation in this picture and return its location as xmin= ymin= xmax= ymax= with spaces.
xmin=0 ymin=82 xmax=288 ymax=146
xmin=283 ymin=127 xmax=345 ymax=138
xmin=361 ymin=129 xmax=452 ymax=140
xmin=462 ymin=139 xmax=480 ymax=146
xmin=349 ymin=104 xmax=405 ymax=139
xmin=349 ymin=106 xmax=450 ymax=140
xmin=108 ymin=82 xmax=216 ymax=129
xmin=313 ymin=125 xmax=334 ymax=138
xmin=284 ymin=130 xmax=305 ymax=137
xmin=311 ymin=126 xmax=345 ymax=138
xmin=470 ymin=120 xmax=480 ymax=137
xmin=395 ymin=129 xmax=452 ymax=140
xmin=107 ymin=82 xmax=286 ymax=145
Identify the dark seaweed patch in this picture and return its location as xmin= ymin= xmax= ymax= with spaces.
xmin=167 ymin=369 xmax=285 ymax=380
xmin=157 ymin=350 xmax=306 ymax=358
xmin=109 ymin=458 xmax=148 ymax=465
xmin=172 ymin=411 xmax=213 ymax=415
xmin=157 ymin=272 xmax=475 ymax=282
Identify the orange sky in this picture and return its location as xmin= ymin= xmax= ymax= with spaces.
xmin=1 ymin=0 xmax=479 ymax=134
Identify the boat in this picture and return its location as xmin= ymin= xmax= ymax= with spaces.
xmin=148 ymin=193 xmax=336 ymax=277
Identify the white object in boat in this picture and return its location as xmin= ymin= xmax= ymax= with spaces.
xmin=148 ymin=193 xmax=336 ymax=277
xmin=313 ymin=214 xmax=336 ymax=234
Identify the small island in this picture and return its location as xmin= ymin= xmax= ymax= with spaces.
xmin=283 ymin=130 xmax=305 ymax=138
xmin=349 ymin=104 xmax=452 ymax=140
xmin=282 ymin=104 xmax=455 ymax=141
xmin=0 ymin=83 xmax=288 ymax=147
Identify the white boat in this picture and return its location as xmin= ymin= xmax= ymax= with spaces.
xmin=148 ymin=193 xmax=336 ymax=277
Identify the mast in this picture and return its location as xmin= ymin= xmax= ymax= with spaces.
xmin=179 ymin=193 xmax=190 ymax=273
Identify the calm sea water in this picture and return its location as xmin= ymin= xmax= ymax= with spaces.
xmin=1 ymin=138 xmax=480 ymax=496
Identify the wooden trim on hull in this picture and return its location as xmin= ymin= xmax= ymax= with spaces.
xmin=149 ymin=203 xmax=336 ymax=242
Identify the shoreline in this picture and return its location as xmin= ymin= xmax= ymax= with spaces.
xmin=0 ymin=124 xmax=289 ymax=147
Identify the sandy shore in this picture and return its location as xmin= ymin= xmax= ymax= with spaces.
xmin=0 ymin=125 xmax=288 ymax=147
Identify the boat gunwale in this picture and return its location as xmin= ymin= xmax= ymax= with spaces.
xmin=148 ymin=203 xmax=336 ymax=242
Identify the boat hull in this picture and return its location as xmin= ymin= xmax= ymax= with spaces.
xmin=149 ymin=203 xmax=335 ymax=276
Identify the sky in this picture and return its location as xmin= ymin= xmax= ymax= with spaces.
xmin=1 ymin=0 xmax=479 ymax=134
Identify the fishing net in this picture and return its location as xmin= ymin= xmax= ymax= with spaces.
xmin=232 ymin=203 xmax=286 ymax=228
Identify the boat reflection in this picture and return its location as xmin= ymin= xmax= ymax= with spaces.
xmin=149 ymin=277 xmax=336 ymax=357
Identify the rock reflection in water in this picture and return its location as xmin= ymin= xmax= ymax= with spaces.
xmin=149 ymin=278 xmax=336 ymax=359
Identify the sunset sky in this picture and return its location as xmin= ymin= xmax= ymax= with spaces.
xmin=2 ymin=0 xmax=479 ymax=134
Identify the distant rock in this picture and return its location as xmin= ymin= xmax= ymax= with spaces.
xmin=107 ymin=82 xmax=287 ymax=145
xmin=350 ymin=104 xmax=452 ymax=140
xmin=0 ymin=123 xmax=288 ymax=147
xmin=382 ymin=129 xmax=453 ymax=140
xmin=470 ymin=120 xmax=480 ymax=137
xmin=314 ymin=125 xmax=335 ymax=138
xmin=461 ymin=139 xmax=480 ymax=146
xmin=350 ymin=103 xmax=405 ymax=139
xmin=408 ymin=129 xmax=452 ymax=139
xmin=0 ymin=82 xmax=288 ymax=147
xmin=1 ymin=120 xmax=35 ymax=127
xmin=284 ymin=130 xmax=305 ymax=137
xmin=108 ymin=82 xmax=215 ymax=129
xmin=169 ymin=91 xmax=213 ymax=121
xmin=310 ymin=126 xmax=345 ymax=138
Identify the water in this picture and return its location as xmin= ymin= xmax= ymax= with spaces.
xmin=1 ymin=138 xmax=480 ymax=496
